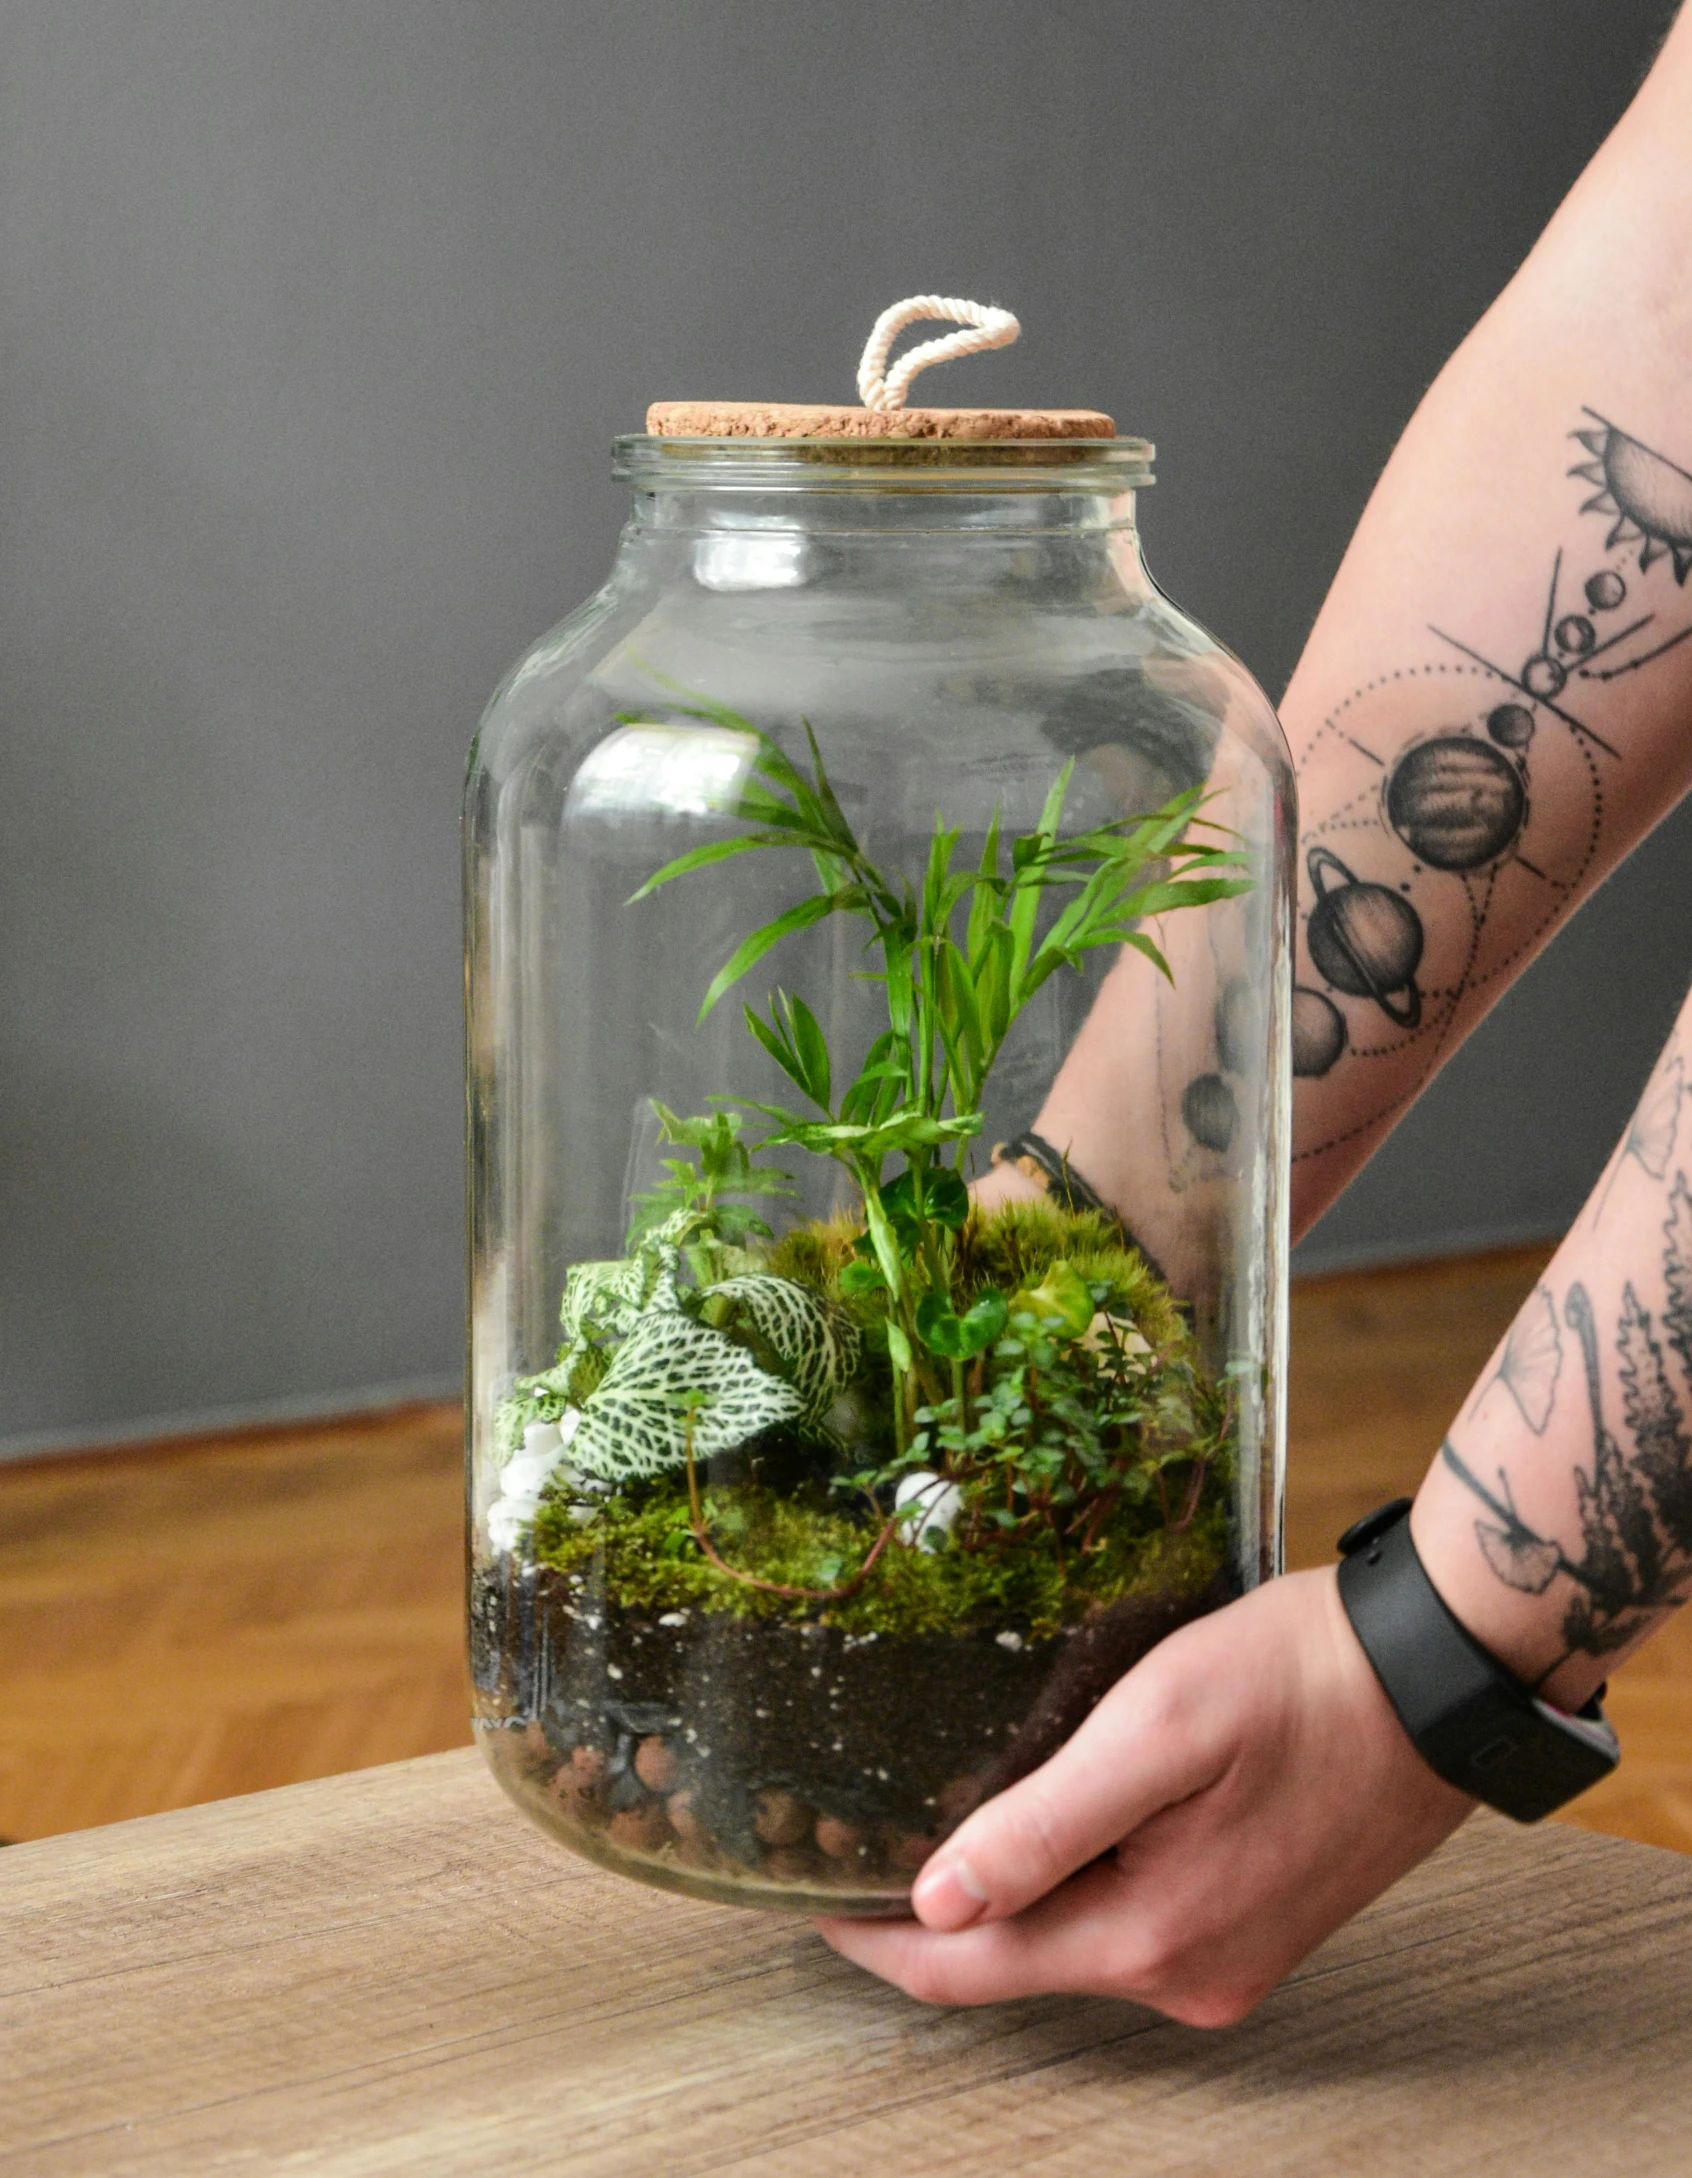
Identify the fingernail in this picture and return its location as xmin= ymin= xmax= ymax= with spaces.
xmin=911 ymin=1854 xmax=989 ymax=1931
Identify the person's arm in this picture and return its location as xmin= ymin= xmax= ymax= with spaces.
xmin=979 ymin=10 xmax=1692 ymax=1253
xmin=821 ymin=18 xmax=1692 ymax=2019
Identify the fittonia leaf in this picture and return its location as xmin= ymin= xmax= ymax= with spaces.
xmin=704 ymin=1274 xmax=861 ymax=1425
xmin=569 ymin=1311 xmax=805 ymax=1482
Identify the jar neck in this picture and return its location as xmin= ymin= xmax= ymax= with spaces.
xmin=626 ymin=482 xmax=1142 ymax=539
xmin=608 ymin=437 xmax=1155 ymax=601
xmin=614 ymin=434 xmax=1149 ymax=530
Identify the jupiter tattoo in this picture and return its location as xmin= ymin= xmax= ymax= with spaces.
xmin=1289 ymin=411 xmax=1692 ymax=1160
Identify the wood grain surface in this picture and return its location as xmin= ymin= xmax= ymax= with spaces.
xmin=3 ymin=1246 xmax=1690 ymax=1853
xmin=5 ymin=1748 xmax=1692 ymax=2176
xmin=0 ymin=1406 xmax=469 ymax=1842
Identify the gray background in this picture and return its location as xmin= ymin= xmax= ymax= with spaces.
xmin=2 ymin=0 xmax=1685 ymax=1453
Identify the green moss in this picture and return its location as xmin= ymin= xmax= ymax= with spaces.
xmin=531 ymin=1471 xmax=1230 ymax=1641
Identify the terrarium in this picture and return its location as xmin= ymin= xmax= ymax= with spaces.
xmin=466 ymin=302 xmax=1293 ymax=1912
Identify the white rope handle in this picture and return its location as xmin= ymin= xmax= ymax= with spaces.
xmin=856 ymin=295 xmax=1020 ymax=412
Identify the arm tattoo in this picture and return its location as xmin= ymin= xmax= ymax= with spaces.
xmin=1295 ymin=412 xmax=1692 ymax=1156
xmin=1444 ymin=1172 xmax=1692 ymax=1674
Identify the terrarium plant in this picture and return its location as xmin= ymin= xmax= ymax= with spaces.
xmin=474 ymin=695 xmax=1257 ymax=1904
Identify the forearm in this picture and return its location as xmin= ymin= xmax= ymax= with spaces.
xmin=1001 ymin=23 xmax=1692 ymax=1260
xmin=1287 ymin=17 xmax=1692 ymax=1234
xmin=1413 ymin=982 xmax=1692 ymax=1711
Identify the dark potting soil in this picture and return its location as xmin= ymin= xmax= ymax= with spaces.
xmin=472 ymin=1555 xmax=1236 ymax=1872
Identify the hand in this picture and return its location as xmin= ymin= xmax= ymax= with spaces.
xmin=816 ymin=1568 xmax=1472 ymax=2025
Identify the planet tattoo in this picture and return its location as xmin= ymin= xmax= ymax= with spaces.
xmin=1486 ymin=702 xmax=1535 ymax=751
xmin=1182 ymin=1072 xmax=1238 ymax=1153
xmin=1306 ymin=846 xmax=1424 ymax=1029
xmin=1585 ymin=569 xmax=1626 ymax=612
xmin=1384 ymin=735 xmax=1526 ymax=872
xmin=1520 ymin=652 xmax=1567 ymax=700
xmin=1213 ymin=976 xmax=1258 ymax=1075
xmin=1291 ymin=986 xmax=1347 ymax=1077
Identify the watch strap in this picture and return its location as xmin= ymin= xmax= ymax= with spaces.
xmin=1337 ymin=1498 xmax=1619 ymax=1823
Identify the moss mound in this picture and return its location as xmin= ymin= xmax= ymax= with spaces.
xmin=530 ymin=1474 xmax=1229 ymax=1641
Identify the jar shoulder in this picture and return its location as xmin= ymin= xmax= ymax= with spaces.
xmin=466 ymin=555 xmax=1293 ymax=830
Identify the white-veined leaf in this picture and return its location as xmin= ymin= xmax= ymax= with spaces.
xmin=707 ymin=1273 xmax=861 ymax=1423
xmin=569 ymin=1312 xmax=804 ymax=1481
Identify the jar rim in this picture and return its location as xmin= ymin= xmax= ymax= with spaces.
xmin=612 ymin=434 xmax=1155 ymax=492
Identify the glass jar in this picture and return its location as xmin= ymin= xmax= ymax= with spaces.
xmin=465 ymin=431 xmax=1293 ymax=1912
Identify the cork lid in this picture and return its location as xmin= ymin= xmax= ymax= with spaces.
xmin=646 ymin=400 xmax=1114 ymax=441
xmin=644 ymin=298 xmax=1116 ymax=444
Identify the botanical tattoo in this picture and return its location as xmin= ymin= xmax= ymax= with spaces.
xmin=1445 ymin=1168 xmax=1692 ymax=1675
xmin=1290 ymin=410 xmax=1692 ymax=1157
xmin=1484 ymin=1282 xmax=1562 ymax=1434
xmin=1595 ymin=1042 xmax=1685 ymax=1220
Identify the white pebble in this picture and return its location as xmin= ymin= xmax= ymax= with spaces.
xmin=523 ymin=1419 xmax=564 ymax=1460
xmin=895 ymin=1470 xmax=964 ymax=1546
xmin=486 ymin=1499 xmax=531 ymax=1554
xmin=500 ymin=1452 xmax=554 ymax=1498
xmin=658 ymin=1611 xmax=688 ymax=1627
xmin=996 ymin=1630 xmax=1024 ymax=1652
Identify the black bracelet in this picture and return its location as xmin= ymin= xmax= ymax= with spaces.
xmin=991 ymin=1130 xmax=1170 ymax=1288
xmin=1337 ymin=1499 xmax=1620 ymax=1822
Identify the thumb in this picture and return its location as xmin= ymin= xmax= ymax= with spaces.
xmin=910 ymin=1646 xmax=1230 ymax=1931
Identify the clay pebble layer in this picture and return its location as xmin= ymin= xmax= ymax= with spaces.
xmin=472 ymin=1559 xmax=1234 ymax=1896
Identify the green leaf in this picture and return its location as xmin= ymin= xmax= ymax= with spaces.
xmin=965 ymin=808 xmax=1004 ymax=963
xmin=627 ymin=831 xmax=783 ymax=904
xmin=706 ymin=1272 xmax=862 ymax=1422
xmin=837 ymin=1258 xmax=884 ymax=1298
xmin=569 ymin=1311 xmax=804 ymax=1481
xmin=917 ymin=1288 xmax=1009 ymax=1360
xmin=785 ymin=991 xmax=832 ymax=1110
xmin=698 ymin=889 xmax=844 ymax=1021
xmin=839 ymin=1031 xmax=909 ymax=1125
xmin=743 ymin=1002 xmax=810 ymax=1100
xmin=883 ymin=1164 xmax=968 ymax=1240
xmin=886 ymin=1321 xmax=913 ymax=1374
xmin=1011 ymin=1260 xmax=1095 ymax=1339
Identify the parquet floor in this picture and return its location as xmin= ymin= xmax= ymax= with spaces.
xmin=2 ymin=1248 xmax=1690 ymax=1850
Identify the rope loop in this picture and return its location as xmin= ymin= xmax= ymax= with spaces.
xmin=855 ymin=295 xmax=1020 ymax=412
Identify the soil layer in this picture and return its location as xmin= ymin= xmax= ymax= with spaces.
xmin=471 ymin=1554 xmax=1236 ymax=1905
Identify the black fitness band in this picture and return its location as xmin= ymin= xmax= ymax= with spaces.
xmin=1337 ymin=1498 xmax=1620 ymax=1822
xmin=991 ymin=1130 xmax=1170 ymax=1287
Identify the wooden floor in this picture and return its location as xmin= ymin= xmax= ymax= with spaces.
xmin=2 ymin=1245 xmax=1690 ymax=1852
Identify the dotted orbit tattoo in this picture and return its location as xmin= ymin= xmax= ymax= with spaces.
xmin=1282 ymin=409 xmax=1692 ymax=1165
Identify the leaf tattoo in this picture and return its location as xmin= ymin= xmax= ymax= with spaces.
xmin=1444 ymin=1178 xmax=1692 ymax=1670
xmin=1490 ymin=1283 xmax=1562 ymax=1433
xmin=1561 ymin=1283 xmax=1660 ymax=1654
xmin=1597 ymin=1053 xmax=1683 ymax=1220
xmin=1664 ymin=1172 xmax=1692 ymax=1387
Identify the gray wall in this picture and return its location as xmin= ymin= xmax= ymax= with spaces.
xmin=1 ymin=1 xmax=1682 ymax=1451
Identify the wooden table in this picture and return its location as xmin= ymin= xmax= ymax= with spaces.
xmin=6 ymin=1750 xmax=1692 ymax=2175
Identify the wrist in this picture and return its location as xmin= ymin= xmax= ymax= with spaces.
xmin=1409 ymin=1471 xmax=1611 ymax=1714
xmin=1341 ymin=1500 xmax=1618 ymax=1821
